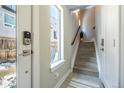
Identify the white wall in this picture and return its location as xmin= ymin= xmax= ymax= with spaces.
xmin=32 ymin=5 xmax=79 ymax=88
xmin=95 ymin=6 xmax=119 ymax=88
xmin=81 ymin=7 xmax=95 ymax=42
xmin=120 ymin=5 xmax=124 ymax=88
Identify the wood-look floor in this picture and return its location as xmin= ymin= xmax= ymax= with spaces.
xmin=61 ymin=42 xmax=104 ymax=88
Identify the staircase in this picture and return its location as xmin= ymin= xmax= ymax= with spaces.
xmin=61 ymin=42 xmax=104 ymax=88
xmin=73 ymin=42 xmax=98 ymax=77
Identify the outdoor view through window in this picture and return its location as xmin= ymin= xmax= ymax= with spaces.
xmin=50 ymin=5 xmax=61 ymax=64
xmin=0 ymin=5 xmax=16 ymax=88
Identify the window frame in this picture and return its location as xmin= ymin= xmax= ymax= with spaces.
xmin=4 ymin=13 xmax=16 ymax=29
xmin=2 ymin=5 xmax=16 ymax=13
xmin=50 ymin=5 xmax=64 ymax=72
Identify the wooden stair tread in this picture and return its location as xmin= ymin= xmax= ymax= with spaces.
xmin=74 ymin=65 xmax=98 ymax=72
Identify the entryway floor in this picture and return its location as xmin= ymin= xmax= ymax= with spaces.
xmin=60 ymin=72 xmax=104 ymax=88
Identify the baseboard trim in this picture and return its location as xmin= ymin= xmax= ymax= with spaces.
xmin=101 ymin=77 xmax=110 ymax=88
xmin=54 ymin=69 xmax=71 ymax=88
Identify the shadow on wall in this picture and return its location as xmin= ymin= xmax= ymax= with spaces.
xmin=81 ymin=6 xmax=95 ymax=42
xmin=83 ymin=26 xmax=96 ymax=41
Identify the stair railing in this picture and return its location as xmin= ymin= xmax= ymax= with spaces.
xmin=71 ymin=26 xmax=80 ymax=45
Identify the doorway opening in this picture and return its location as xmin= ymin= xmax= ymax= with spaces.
xmin=0 ymin=5 xmax=16 ymax=88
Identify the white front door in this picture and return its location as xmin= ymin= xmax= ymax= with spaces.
xmin=17 ymin=5 xmax=32 ymax=88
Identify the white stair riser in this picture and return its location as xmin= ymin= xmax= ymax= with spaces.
xmin=76 ymin=59 xmax=96 ymax=63
xmin=75 ymin=62 xmax=97 ymax=69
xmin=73 ymin=68 xmax=99 ymax=77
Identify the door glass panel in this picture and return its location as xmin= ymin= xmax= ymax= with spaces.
xmin=0 ymin=5 xmax=16 ymax=88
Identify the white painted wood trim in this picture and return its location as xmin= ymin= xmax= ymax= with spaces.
xmin=101 ymin=77 xmax=110 ymax=88
xmin=32 ymin=6 xmax=40 ymax=88
xmin=50 ymin=60 xmax=65 ymax=72
xmin=54 ymin=69 xmax=71 ymax=88
xmin=71 ymin=41 xmax=79 ymax=72
xmin=93 ymin=39 xmax=101 ymax=78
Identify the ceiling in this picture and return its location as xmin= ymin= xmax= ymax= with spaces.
xmin=67 ymin=5 xmax=90 ymax=11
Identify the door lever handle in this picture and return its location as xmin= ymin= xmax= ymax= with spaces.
xmin=17 ymin=50 xmax=31 ymax=56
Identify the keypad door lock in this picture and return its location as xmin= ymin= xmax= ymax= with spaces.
xmin=23 ymin=31 xmax=31 ymax=45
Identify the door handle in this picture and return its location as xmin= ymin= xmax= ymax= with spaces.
xmin=18 ymin=49 xmax=31 ymax=56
